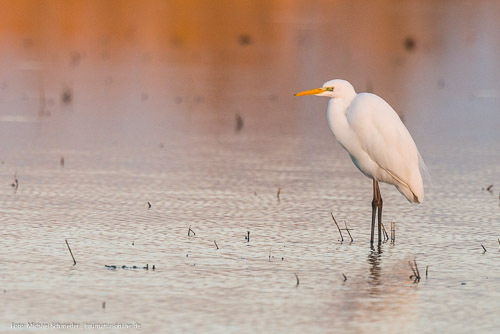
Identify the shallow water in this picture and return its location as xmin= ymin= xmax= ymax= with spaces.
xmin=1 ymin=1 xmax=500 ymax=333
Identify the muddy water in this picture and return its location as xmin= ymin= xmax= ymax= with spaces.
xmin=1 ymin=1 xmax=499 ymax=333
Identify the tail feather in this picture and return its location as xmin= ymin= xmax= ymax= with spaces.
xmin=418 ymin=151 xmax=432 ymax=186
xmin=395 ymin=183 xmax=422 ymax=204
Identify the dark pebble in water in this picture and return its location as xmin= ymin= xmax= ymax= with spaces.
xmin=461 ymin=282 xmax=466 ymax=285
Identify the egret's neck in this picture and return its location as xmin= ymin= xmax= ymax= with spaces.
xmin=327 ymin=96 xmax=358 ymax=152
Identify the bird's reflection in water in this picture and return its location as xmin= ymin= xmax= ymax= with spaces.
xmin=368 ymin=244 xmax=383 ymax=288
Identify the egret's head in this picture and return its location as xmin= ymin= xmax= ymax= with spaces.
xmin=294 ymin=79 xmax=356 ymax=99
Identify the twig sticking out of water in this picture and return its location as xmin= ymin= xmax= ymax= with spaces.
xmin=11 ymin=173 xmax=18 ymax=189
xmin=152 ymin=265 xmax=155 ymax=271
xmin=188 ymin=225 xmax=196 ymax=237
xmin=409 ymin=259 xmax=420 ymax=282
xmin=65 ymin=239 xmax=76 ymax=266
xmin=414 ymin=260 xmax=420 ymax=278
xmin=486 ymin=184 xmax=493 ymax=192
xmin=277 ymin=188 xmax=281 ymax=202
xmin=294 ymin=272 xmax=299 ymax=287
xmin=481 ymin=244 xmax=487 ymax=253
xmin=147 ymin=201 xmax=152 ymax=209
xmin=344 ymin=221 xmax=353 ymax=243
xmin=214 ymin=240 xmax=219 ymax=250
xmin=426 ymin=266 xmax=429 ymax=279
xmin=269 ymin=250 xmax=271 ymax=262
xmin=342 ymin=273 xmax=347 ymax=282
xmin=390 ymin=221 xmax=396 ymax=243
xmin=246 ymin=231 xmax=250 ymax=242
xmin=381 ymin=222 xmax=389 ymax=241
xmin=330 ymin=213 xmax=344 ymax=242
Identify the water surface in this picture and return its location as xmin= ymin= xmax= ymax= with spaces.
xmin=1 ymin=1 xmax=500 ymax=333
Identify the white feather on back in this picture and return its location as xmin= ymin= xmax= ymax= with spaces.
xmin=346 ymin=93 xmax=424 ymax=203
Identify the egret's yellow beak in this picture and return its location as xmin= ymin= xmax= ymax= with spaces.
xmin=293 ymin=88 xmax=326 ymax=96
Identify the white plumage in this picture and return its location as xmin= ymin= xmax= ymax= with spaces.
xmin=295 ymin=79 xmax=425 ymax=243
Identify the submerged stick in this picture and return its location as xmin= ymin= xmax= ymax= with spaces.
xmin=277 ymin=188 xmax=281 ymax=201
xmin=390 ymin=221 xmax=396 ymax=242
xmin=188 ymin=225 xmax=196 ymax=237
xmin=409 ymin=260 xmax=420 ymax=281
xmin=330 ymin=213 xmax=344 ymax=242
xmin=344 ymin=221 xmax=353 ymax=242
xmin=409 ymin=261 xmax=416 ymax=277
xmin=294 ymin=272 xmax=299 ymax=287
xmin=11 ymin=173 xmax=18 ymax=189
xmin=414 ymin=259 xmax=420 ymax=278
xmin=409 ymin=262 xmax=417 ymax=279
xmin=65 ymin=239 xmax=76 ymax=266
xmin=381 ymin=222 xmax=389 ymax=240
xmin=426 ymin=265 xmax=429 ymax=279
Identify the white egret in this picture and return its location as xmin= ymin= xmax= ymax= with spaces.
xmin=295 ymin=79 xmax=425 ymax=244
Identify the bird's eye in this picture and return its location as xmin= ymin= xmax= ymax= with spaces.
xmin=325 ymin=87 xmax=334 ymax=91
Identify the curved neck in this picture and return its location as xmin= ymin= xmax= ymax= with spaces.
xmin=327 ymin=97 xmax=359 ymax=154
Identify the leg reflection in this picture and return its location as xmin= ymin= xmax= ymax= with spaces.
xmin=367 ymin=244 xmax=383 ymax=286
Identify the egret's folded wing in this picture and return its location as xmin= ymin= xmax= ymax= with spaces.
xmin=347 ymin=93 xmax=424 ymax=202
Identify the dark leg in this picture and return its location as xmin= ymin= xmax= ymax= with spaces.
xmin=371 ymin=179 xmax=378 ymax=245
xmin=376 ymin=181 xmax=383 ymax=244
